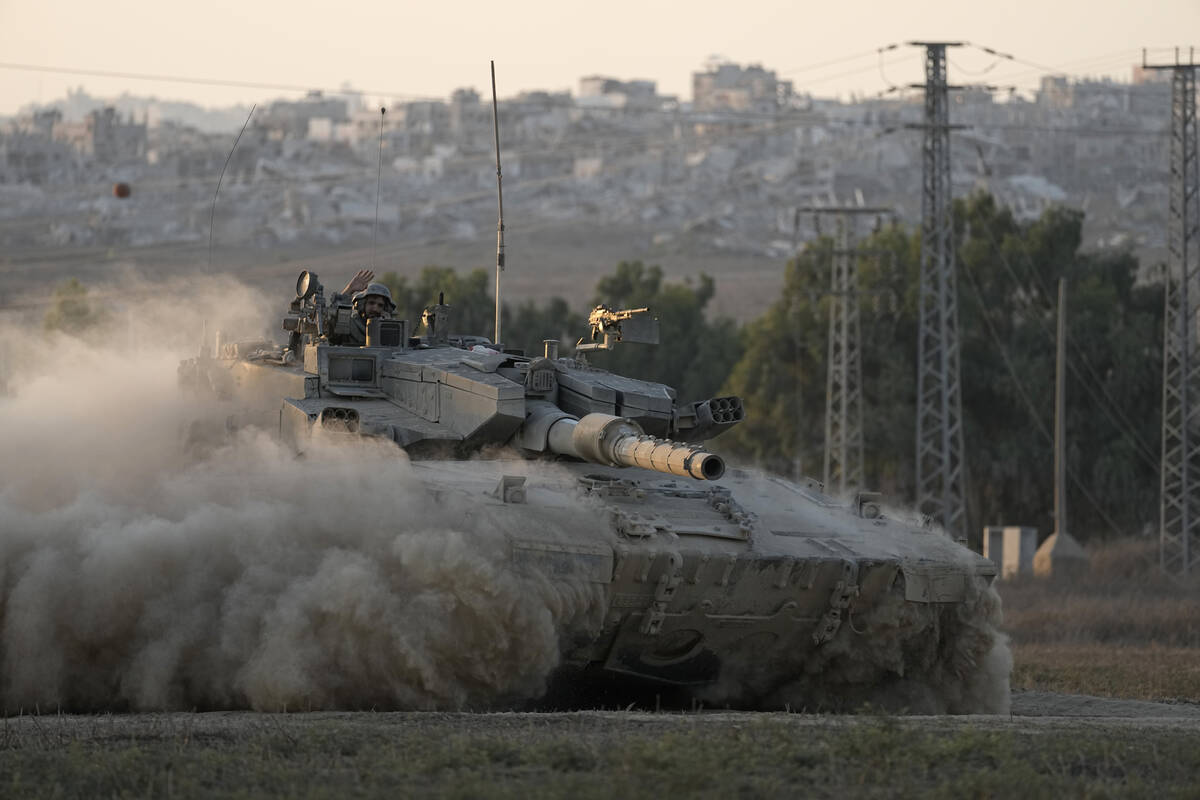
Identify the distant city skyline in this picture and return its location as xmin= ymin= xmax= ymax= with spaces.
xmin=1 ymin=0 xmax=1195 ymax=120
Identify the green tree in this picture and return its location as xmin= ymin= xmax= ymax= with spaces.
xmin=502 ymin=297 xmax=587 ymax=358
xmin=379 ymin=260 xmax=742 ymax=402
xmin=379 ymin=267 xmax=586 ymax=354
xmin=955 ymin=194 xmax=1162 ymax=540
xmin=379 ymin=267 xmax=493 ymax=339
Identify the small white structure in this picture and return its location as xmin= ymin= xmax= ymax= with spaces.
xmin=983 ymin=526 xmax=1038 ymax=579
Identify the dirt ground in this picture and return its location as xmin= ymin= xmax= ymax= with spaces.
xmin=6 ymin=689 xmax=1196 ymax=738
xmin=1009 ymin=690 xmax=1200 ymax=722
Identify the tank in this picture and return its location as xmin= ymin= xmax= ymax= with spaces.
xmin=177 ymin=271 xmax=1008 ymax=713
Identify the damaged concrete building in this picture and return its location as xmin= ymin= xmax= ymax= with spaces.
xmin=0 ymin=59 xmax=1184 ymax=278
xmin=692 ymin=60 xmax=796 ymax=113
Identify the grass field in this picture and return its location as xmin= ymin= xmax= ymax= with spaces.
xmin=3 ymin=709 xmax=1199 ymax=799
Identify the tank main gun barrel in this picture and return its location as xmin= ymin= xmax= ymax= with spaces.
xmin=546 ymin=413 xmax=725 ymax=481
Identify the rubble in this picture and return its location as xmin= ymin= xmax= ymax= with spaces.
xmin=0 ymin=64 xmax=1177 ymax=268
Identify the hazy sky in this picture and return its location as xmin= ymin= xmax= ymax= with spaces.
xmin=0 ymin=0 xmax=1195 ymax=118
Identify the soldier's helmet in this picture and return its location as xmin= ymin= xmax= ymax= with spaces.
xmin=352 ymin=282 xmax=396 ymax=315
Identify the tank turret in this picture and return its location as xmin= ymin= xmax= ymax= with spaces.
xmin=240 ymin=277 xmax=742 ymax=478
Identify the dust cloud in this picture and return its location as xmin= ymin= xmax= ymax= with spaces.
xmin=693 ymin=491 xmax=1012 ymax=715
xmin=761 ymin=575 xmax=1012 ymax=715
xmin=769 ymin=501 xmax=1012 ymax=715
xmin=0 ymin=276 xmax=1011 ymax=715
xmin=0 ymin=280 xmax=606 ymax=712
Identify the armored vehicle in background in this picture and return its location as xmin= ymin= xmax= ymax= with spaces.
xmin=178 ymin=271 xmax=1006 ymax=712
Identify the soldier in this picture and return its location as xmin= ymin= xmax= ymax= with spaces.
xmin=329 ymin=270 xmax=396 ymax=346
xmin=353 ymin=285 xmax=396 ymax=322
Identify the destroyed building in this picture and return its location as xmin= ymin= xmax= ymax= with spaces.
xmin=255 ymin=91 xmax=349 ymax=141
xmin=0 ymin=110 xmax=77 ymax=184
xmin=82 ymin=107 xmax=148 ymax=163
xmin=0 ymin=59 xmax=1184 ymax=275
xmin=578 ymin=76 xmax=669 ymax=111
xmin=692 ymin=60 xmax=795 ymax=113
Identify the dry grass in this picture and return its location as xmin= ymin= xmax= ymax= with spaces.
xmin=998 ymin=537 xmax=1200 ymax=702
xmin=1012 ymin=643 xmax=1200 ymax=702
xmin=998 ymin=537 xmax=1200 ymax=647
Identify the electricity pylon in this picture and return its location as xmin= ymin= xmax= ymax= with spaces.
xmin=908 ymin=41 xmax=968 ymax=541
xmin=1147 ymin=48 xmax=1200 ymax=576
xmin=798 ymin=205 xmax=893 ymax=495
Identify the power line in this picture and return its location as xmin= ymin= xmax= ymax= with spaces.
xmin=798 ymin=54 xmax=918 ymax=89
xmin=960 ymin=127 xmax=1164 ymax=470
xmin=967 ymin=44 xmax=1142 ymax=78
xmin=966 ymin=124 xmax=1166 ymax=137
xmin=970 ymin=219 xmax=1162 ymax=473
xmin=0 ymin=54 xmax=920 ymax=113
xmin=0 ymin=45 xmax=1156 ymax=126
xmin=0 ymin=56 xmax=1172 ymax=137
xmin=0 ymin=61 xmax=439 ymax=103
xmin=958 ymin=243 xmax=1127 ymax=536
xmin=967 ymin=43 xmax=1061 ymax=75
xmin=776 ymin=48 xmax=884 ymax=77
xmin=978 ymin=49 xmax=1145 ymax=86
xmin=948 ymin=56 xmax=1001 ymax=77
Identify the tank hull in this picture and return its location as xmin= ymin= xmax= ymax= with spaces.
xmin=405 ymin=458 xmax=1004 ymax=713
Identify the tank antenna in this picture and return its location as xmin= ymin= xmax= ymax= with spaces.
xmin=490 ymin=61 xmax=505 ymax=346
xmin=207 ymin=103 xmax=256 ymax=275
xmin=373 ymin=106 xmax=386 ymax=270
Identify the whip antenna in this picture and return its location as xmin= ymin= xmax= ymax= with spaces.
xmin=373 ymin=106 xmax=386 ymax=270
xmin=208 ymin=103 xmax=255 ymax=274
xmin=490 ymin=61 xmax=505 ymax=346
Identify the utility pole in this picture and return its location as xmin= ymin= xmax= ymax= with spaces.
xmin=1147 ymin=48 xmax=1200 ymax=577
xmin=1054 ymin=278 xmax=1068 ymax=540
xmin=797 ymin=205 xmax=892 ymax=495
xmin=490 ymin=61 xmax=506 ymax=347
xmin=908 ymin=41 xmax=968 ymax=541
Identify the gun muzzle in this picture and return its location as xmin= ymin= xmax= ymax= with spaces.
xmin=547 ymin=413 xmax=724 ymax=481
